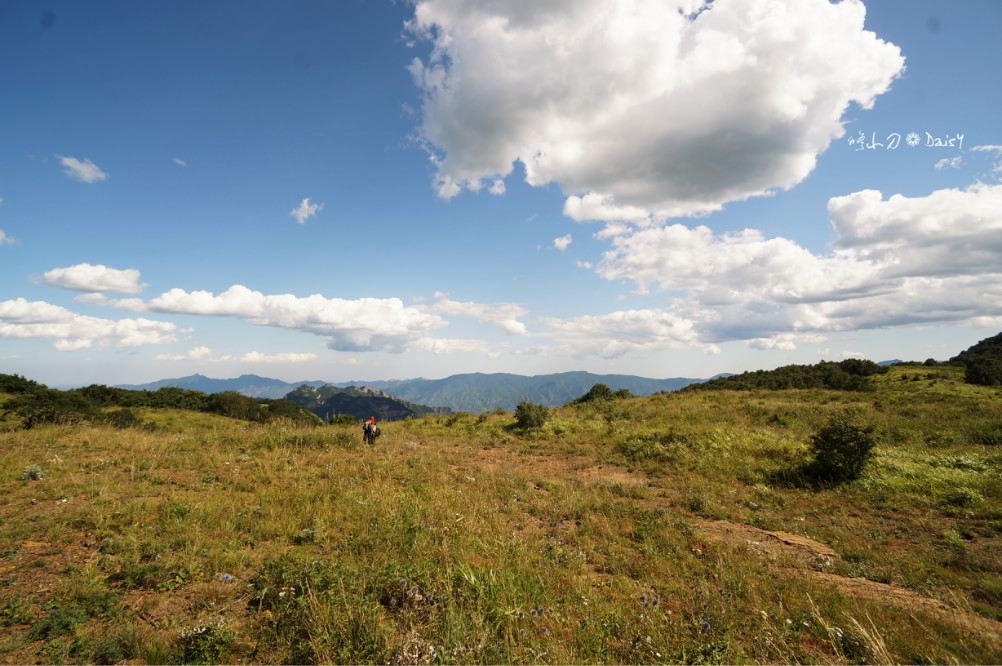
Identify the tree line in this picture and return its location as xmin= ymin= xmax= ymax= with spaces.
xmin=679 ymin=359 xmax=889 ymax=392
xmin=0 ymin=374 xmax=320 ymax=429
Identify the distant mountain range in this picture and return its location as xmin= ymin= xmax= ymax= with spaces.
xmin=116 ymin=371 xmax=707 ymax=412
xmin=334 ymin=372 xmax=705 ymax=412
xmin=116 ymin=374 xmax=326 ymax=397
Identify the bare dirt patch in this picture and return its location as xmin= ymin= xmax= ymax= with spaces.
xmin=697 ymin=519 xmax=838 ymax=567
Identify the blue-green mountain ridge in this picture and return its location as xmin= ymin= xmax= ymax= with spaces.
xmin=115 ymin=371 xmax=709 ymax=412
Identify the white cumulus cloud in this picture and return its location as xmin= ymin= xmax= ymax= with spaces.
xmin=290 ymin=197 xmax=323 ymax=224
xmin=0 ymin=298 xmax=176 ymax=350
xmin=553 ymin=234 xmax=572 ymax=251
xmin=557 ymin=183 xmax=1002 ymax=353
xmin=121 ymin=284 xmax=447 ymax=353
xmin=44 ymin=263 xmax=147 ymax=294
xmin=0 ymin=230 xmax=13 ymax=246
xmin=56 ymin=155 xmax=109 ymax=183
xmin=407 ymin=0 xmax=904 ymax=220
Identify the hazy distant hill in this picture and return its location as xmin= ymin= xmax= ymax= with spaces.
xmin=117 ymin=371 xmax=704 ymax=412
xmin=116 ymin=374 xmax=327 ymax=398
xmin=284 ymin=384 xmax=453 ymax=422
xmin=330 ymin=371 xmax=703 ymax=412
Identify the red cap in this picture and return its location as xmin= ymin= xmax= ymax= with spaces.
xmin=370 ymin=416 xmax=375 ymax=424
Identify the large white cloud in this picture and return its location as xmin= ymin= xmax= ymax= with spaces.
xmin=554 ymin=183 xmax=1002 ymax=354
xmin=0 ymin=298 xmax=176 ymax=350
xmin=117 ymin=285 xmax=448 ymax=353
xmin=44 ymin=263 xmax=147 ymax=294
xmin=407 ymin=0 xmax=904 ymax=220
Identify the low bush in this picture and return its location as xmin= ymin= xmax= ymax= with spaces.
xmin=808 ymin=410 xmax=877 ymax=482
xmin=514 ymin=400 xmax=549 ymax=430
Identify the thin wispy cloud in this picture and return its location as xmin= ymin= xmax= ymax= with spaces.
xmin=155 ymin=345 xmax=212 ymax=361
xmin=424 ymin=296 xmax=529 ymax=336
xmin=934 ymin=156 xmax=962 ymax=170
xmin=172 ymin=157 xmax=188 ymax=167
xmin=56 ymin=155 xmax=109 ymax=183
xmin=240 ymin=351 xmax=317 ymax=363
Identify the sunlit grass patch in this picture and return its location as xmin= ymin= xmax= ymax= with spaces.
xmin=1 ymin=372 xmax=1001 ymax=663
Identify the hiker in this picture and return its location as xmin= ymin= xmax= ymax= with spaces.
xmin=363 ymin=416 xmax=381 ymax=446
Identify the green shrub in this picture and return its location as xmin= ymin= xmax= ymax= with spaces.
xmin=572 ymin=383 xmax=615 ymax=404
xmin=209 ymin=391 xmax=267 ymax=422
xmin=514 ymin=400 xmax=549 ymax=430
xmin=103 ymin=408 xmax=141 ymax=429
xmin=808 ymin=411 xmax=877 ymax=482
xmin=19 ymin=464 xmax=45 ymax=480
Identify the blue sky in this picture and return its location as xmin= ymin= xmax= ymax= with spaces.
xmin=2 ymin=0 xmax=1001 ymax=387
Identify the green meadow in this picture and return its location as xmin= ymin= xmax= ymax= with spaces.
xmin=1 ymin=364 xmax=1000 ymax=664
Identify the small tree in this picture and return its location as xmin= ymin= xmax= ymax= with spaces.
xmin=809 ymin=411 xmax=877 ymax=482
xmin=514 ymin=400 xmax=549 ymax=430
xmin=574 ymin=383 xmax=614 ymax=404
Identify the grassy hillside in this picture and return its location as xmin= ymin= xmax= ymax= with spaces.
xmin=1 ymin=364 xmax=1000 ymax=664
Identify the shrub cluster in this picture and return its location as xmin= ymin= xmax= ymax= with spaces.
xmin=682 ymin=359 xmax=889 ymax=392
xmin=568 ymin=383 xmax=634 ymax=405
